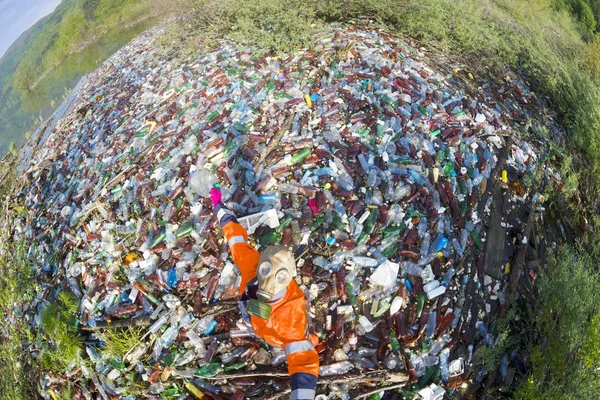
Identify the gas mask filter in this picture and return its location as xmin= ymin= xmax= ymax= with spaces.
xmin=246 ymin=246 xmax=296 ymax=319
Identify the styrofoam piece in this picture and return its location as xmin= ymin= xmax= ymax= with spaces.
xmin=369 ymin=260 xmax=399 ymax=287
xmin=390 ymin=296 xmax=404 ymax=315
xmin=423 ymin=279 xmax=440 ymax=293
xmin=418 ymin=383 xmax=445 ymax=400
xmin=449 ymin=357 xmax=465 ymax=377
xmin=237 ymin=209 xmax=279 ymax=234
xmin=426 ymin=285 xmax=446 ymax=300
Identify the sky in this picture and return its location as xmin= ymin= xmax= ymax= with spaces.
xmin=0 ymin=0 xmax=62 ymax=59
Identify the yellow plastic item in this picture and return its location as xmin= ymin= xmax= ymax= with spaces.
xmin=304 ymin=94 xmax=312 ymax=107
xmin=147 ymin=120 xmax=158 ymax=135
xmin=501 ymin=170 xmax=508 ymax=184
xmin=432 ymin=167 xmax=439 ymax=183
xmin=185 ymin=382 xmax=205 ymax=398
xmin=124 ymin=251 xmax=142 ymax=266
xmin=504 ymin=262 xmax=511 ymax=274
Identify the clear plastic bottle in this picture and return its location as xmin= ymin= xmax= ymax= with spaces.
xmin=189 ymin=170 xmax=218 ymax=198
xmin=409 ymin=353 xmax=426 ymax=377
xmin=320 ymin=361 xmax=354 ymax=376
xmin=440 ymin=348 xmax=450 ymax=383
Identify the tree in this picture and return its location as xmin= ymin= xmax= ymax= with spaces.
xmin=13 ymin=62 xmax=36 ymax=92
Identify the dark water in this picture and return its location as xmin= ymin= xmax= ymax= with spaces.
xmin=10 ymin=19 xmax=157 ymax=153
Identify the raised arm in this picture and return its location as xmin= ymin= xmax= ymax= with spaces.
xmin=211 ymin=188 xmax=260 ymax=294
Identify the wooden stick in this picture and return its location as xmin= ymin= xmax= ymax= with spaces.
xmin=240 ymin=370 xmax=409 ymax=400
xmin=254 ymin=113 xmax=295 ymax=169
xmin=80 ymin=316 xmax=152 ymax=331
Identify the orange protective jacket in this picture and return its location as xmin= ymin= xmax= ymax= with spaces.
xmin=215 ymin=203 xmax=319 ymax=400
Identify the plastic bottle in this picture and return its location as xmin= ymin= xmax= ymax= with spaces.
xmin=148 ymin=312 xmax=169 ymax=334
xmin=439 ymin=348 xmax=450 ymax=383
xmin=426 ymin=311 xmax=437 ymax=338
xmin=409 ymin=353 xmax=426 ymax=377
xmin=441 ymin=267 xmax=456 ymax=287
xmin=476 ymin=320 xmax=493 ymax=345
xmin=189 ymin=170 xmax=218 ymax=198
xmin=320 ymin=361 xmax=354 ymax=376
xmin=429 ymin=334 xmax=451 ymax=356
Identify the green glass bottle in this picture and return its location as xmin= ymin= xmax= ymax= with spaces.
xmin=276 ymin=215 xmax=292 ymax=232
xmin=176 ymin=224 xmax=194 ymax=239
xmin=310 ymin=214 xmax=325 ymax=230
xmin=205 ymin=110 xmax=219 ymax=123
xmin=258 ymin=231 xmax=281 ymax=245
xmin=265 ymin=79 xmax=275 ymax=92
xmin=357 ymin=208 xmax=379 ymax=244
xmin=108 ymin=358 xmax=124 ymax=370
xmin=175 ymin=197 xmax=184 ymax=211
xmin=471 ymin=230 xmax=483 ymax=249
xmin=418 ymin=365 xmax=439 ymax=388
xmin=224 ymin=362 xmax=246 ymax=372
xmin=150 ymin=231 xmax=166 ymax=248
xmin=347 ymin=283 xmax=358 ymax=308
xmin=389 ymin=330 xmax=401 ymax=354
xmin=162 ymin=387 xmax=182 ymax=397
xmin=382 ymin=243 xmax=399 ymax=258
xmin=443 ymin=162 xmax=454 ymax=177
xmin=383 ymin=223 xmax=405 ymax=236
xmin=416 ymin=294 xmax=425 ymax=319
xmin=196 ymin=362 xmax=223 ymax=377
xmin=460 ymin=201 xmax=467 ymax=217
xmin=290 ymin=148 xmax=311 ymax=165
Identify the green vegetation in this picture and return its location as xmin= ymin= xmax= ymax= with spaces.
xmin=101 ymin=326 xmax=146 ymax=359
xmin=38 ymin=292 xmax=84 ymax=371
xmin=515 ymin=244 xmax=600 ymax=399
xmin=0 ymin=158 xmax=36 ymax=398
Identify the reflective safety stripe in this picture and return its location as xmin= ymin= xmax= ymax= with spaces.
xmin=290 ymin=388 xmax=316 ymax=400
xmin=228 ymin=235 xmax=246 ymax=247
xmin=217 ymin=208 xmax=230 ymax=222
xmin=285 ymin=340 xmax=315 ymax=356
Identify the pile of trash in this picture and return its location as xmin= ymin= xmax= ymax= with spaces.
xmin=15 ymin=23 xmax=556 ymax=399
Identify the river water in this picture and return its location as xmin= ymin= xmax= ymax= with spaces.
xmin=6 ymin=18 xmax=157 ymax=159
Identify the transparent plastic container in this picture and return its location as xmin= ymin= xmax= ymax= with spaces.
xmin=189 ymin=169 xmax=218 ymax=198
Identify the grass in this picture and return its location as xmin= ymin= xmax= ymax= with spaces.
xmin=0 ymin=154 xmax=37 ymax=399
xmin=514 ymin=244 xmax=600 ymax=399
xmin=38 ymin=291 xmax=84 ymax=372
xmin=101 ymin=326 xmax=146 ymax=359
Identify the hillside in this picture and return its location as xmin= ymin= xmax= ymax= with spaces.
xmin=0 ymin=0 xmax=157 ymax=156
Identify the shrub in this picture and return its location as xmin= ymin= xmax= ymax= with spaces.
xmin=514 ymin=244 xmax=600 ymax=399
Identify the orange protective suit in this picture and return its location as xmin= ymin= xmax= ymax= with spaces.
xmin=215 ymin=203 xmax=320 ymax=400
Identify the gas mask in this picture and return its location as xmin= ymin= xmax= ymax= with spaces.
xmin=246 ymin=246 xmax=296 ymax=319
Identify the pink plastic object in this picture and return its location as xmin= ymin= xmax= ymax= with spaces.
xmin=308 ymin=198 xmax=319 ymax=216
xmin=210 ymin=187 xmax=222 ymax=207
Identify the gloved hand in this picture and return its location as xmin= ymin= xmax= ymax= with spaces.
xmin=210 ymin=187 xmax=222 ymax=207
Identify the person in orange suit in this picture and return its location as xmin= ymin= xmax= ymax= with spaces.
xmin=210 ymin=186 xmax=319 ymax=400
